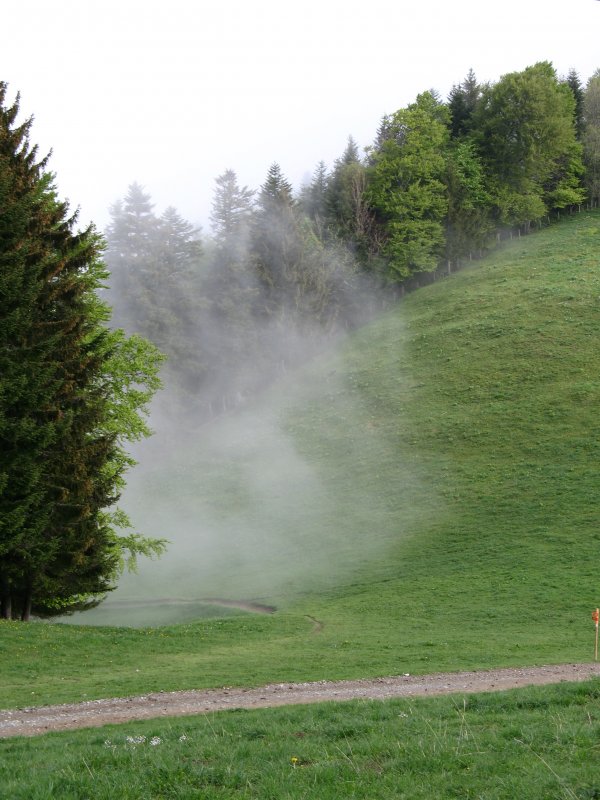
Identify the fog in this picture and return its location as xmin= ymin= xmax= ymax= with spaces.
xmin=91 ymin=343 xmax=430 ymax=625
xmin=66 ymin=198 xmax=434 ymax=626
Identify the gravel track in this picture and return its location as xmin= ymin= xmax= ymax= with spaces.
xmin=2 ymin=662 xmax=600 ymax=738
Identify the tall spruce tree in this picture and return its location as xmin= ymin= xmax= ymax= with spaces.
xmin=565 ymin=68 xmax=585 ymax=140
xmin=209 ymin=168 xmax=254 ymax=249
xmin=325 ymin=137 xmax=363 ymax=238
xmin=448 ymin=69 xmax=481 ymax=139
xmin=0 ymin=84 xmax=165 ymax=620
xmin=104 ymin=182 xmax=159 ymax=333
xmin=298 ymin=161 xmax=329 ymax=236
xmin=104 ymin=186 xmax=204 ymax=406
xmin=250 ymin=162 xmax=300 ymax=318
xmin=202 ymin=169 xmax=259 ymax=412
xmin=251 ymin=163 xmax=336 ymax=322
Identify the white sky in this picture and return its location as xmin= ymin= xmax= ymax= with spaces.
xmin=2 ymin=0 xmax=599 ymax=233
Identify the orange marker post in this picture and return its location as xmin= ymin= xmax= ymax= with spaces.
xmin=593 ymin=609 xmax=599 ymax=662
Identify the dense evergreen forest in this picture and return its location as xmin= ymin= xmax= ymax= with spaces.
xmin=104 ymin=62 xmax=600 ymax=421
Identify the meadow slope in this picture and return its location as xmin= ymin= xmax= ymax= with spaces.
xmin=1 ymin=210 xmax=600 ymax=710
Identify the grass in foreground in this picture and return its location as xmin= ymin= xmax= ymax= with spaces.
xmin=2 ymin=211 xmax=600 ymax=710
xmin=2 ymin=680 xmax=600 ymax=799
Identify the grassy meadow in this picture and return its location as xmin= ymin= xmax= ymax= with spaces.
xmin=1 ymin=679 xmax=600 ymax=798
xmin=1 ymin=211 xmax=600 ymax=711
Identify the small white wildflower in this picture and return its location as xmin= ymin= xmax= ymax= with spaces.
xmin=104 ymin=740 xmax=112 ymax=748
xmin=126 ymin=735 xmax=146 ymax=745
xmin=179 ymin=734 xmax=188 ymax=742
xmin=150 ymin=737 xmax=162 ymax=746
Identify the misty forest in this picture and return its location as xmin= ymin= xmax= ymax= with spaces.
xmin=2 ymin=60 xmax=600 ymax=620
xmin=105 ymin=63 xmax=597 ymax=423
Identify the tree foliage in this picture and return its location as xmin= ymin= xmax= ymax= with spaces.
xmin=0 ymin=85 xmax=165 ymax=620
xmin=101 ymin=60 xmax=595 ymax=426
xmin=299 ymin=160 xmax=329 ymax=234
xmin=202 ymin=170 xmax=259 ymax=411
xmin=104 ymin=184 xmax=204 ymax=404
xmin=565 ymin=68 xmax=585 ymax=140
xmin=583 ymin=70 xmax=600 ymax=205
xmin=448 ymin=69 xmax=481 ymax=139
xmin=445 ymin=139 xmax=492 ymax=260
xmin=366 ymin=92 xmax=450 ymax=280
xmin=474 ymin=62 xmax=584 ymax=225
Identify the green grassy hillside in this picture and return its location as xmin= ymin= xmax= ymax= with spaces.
xmin=3 ymin=680 xmax=600 ymax=799
xmin=2 ymin=211 xmax=600 ymax=709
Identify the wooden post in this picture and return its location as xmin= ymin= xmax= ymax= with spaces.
xmin=593 ymin=609 xmax=599 ymax=662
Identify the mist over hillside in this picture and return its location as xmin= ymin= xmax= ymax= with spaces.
xmin=69 ymin=61 xmax=600 ymax=623
xmin=66 ymin=208 xmax=600 ymax=631
xmin=84 ymin=314 xmax=436 ymax=623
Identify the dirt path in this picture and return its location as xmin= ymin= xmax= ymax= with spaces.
xmin=2 ymin=662 xmax=600 ymax=739
xmin=100 ymin=598 xmax=277 ymax=614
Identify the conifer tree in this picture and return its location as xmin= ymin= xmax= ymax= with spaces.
xmin=0 ymin=84 xmax=164 ymax=619
xmin=250 ymin=162 xmax=300 ymax=317
xmin=298 ymin=161 xmax=329 ymax=235
xmin=250 ymin=164 xmax=346 ymax=335
xmin=210 ymin=168 xmax=255 ymax=250
xmin=104 ymin=186 xmax=204 ymax=405
xmin=565 ymin=68 xmax=585 ymax=140
xmin=105 ymin=182 xmax=159 ymax=332
xmin=444 ymin=139 xmax=492 ymax=261
xmin=448 ymin=69 xmax=481 ymax=139
xmin=203 ymin=169 xmax=258 ymax=411
xmin=325 ymin=137 xmax=362 ymax=237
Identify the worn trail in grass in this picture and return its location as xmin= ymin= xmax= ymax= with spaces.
xmin=2 ymin=679 xmax=600 ymax=799
xmin=3 ymin=663 xmax=600 ymax=738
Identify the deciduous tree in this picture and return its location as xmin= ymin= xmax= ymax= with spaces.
xmin=583 ymin=70 xmax=600 ymax=205
xmin=474 ymin=62 xmax=584 ymax=226
xmin=366 ymin=92 xmax=450 ymax=280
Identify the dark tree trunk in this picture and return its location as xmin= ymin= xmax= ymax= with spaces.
xmin=20 ymin=591 xmax=32 ymax=622
xmin=1 ymin=595 xmax=11 ymax=620
xmin=0 ymin=575 xmax=11 ymax=620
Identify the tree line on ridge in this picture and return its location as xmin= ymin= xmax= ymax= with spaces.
xmin=104 ymin=62 xmax=600 ymax=419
